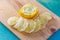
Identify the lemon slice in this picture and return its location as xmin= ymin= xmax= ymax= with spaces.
xmin=29 ymin=20 xmax=36 ymax=33
xmin=34 ymin=12 xmax=52 ymax=32
xmin=7 ymin=17 xmax=18 ymax=26
xmin=19 ymin=19 xmax=29 ymax=32
xmin=38 ymin=12 xmax=52 ymax=30
xmin=13 ymin=17 xmax=24 ymax=29
xmin=39 ymin=12 xmax=52 ymax=22
xmin=19 ymin=4 xmax=39 ymax=19
xmin=34 ymin=19 xmax=41 ymax=32
xmin=25 ymin=20 xmax=36 ymax=33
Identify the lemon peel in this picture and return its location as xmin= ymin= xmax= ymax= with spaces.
xmin=19 ymin=4 xmax=39 ymax=19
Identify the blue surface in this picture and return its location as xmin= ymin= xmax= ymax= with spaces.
xmin=37 ymin=0 xmax=60 ymax=17
xmin=0 ymin=22 xmax=20 ymax=40
xmin=48 ymin=29 xmax=60 ymax=40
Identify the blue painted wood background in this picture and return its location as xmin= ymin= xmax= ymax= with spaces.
xmin=37 ymin=0 xmax=60 ymax=17
xmin=0 ymin=22 xmax=20 ymax=40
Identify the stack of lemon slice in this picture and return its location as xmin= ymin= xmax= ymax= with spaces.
xmin=7 ymin=4 xmax=52 ymax=33
xmin=19 ymin=4 xmax=39 ymax=19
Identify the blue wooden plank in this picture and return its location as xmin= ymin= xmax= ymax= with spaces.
xmin=0 ymin=22 xmax=20 ymax=40
xmin=37 ymin=0 xmax=60 ymax=17
xmin=48 ymin=29 xmax=60 ymax=40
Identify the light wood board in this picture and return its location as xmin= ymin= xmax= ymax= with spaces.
xmin=0 ymin=0 xmax=60 ymax=40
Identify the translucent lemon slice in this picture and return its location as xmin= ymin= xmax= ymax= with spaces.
xmin=34 ymin=12 xmax=52 ymax=32
xmin=13 ymin=17 xmax=24 ymax=29
xmin=7 ymin=17 xmax=18 ymax=26
xmin=38 ymin=12 xmax=52 ymax=30
xmin=39 ymin=12 xmax=52 ymax=22
xmin=19 ymin=19 xmax=29 ymax=32
xmin=25 ymin=20 xmax=36 ymax=33
xmin=34 ymin=19 xmax=41 ymax=32
xmin=19 ymin=4 xmax=39 ymax=19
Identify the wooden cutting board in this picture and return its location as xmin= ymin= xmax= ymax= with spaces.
xmin=0 ymin=0 xmax=60 ymax=40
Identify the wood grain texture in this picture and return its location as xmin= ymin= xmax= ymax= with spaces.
xmin=0 ymin=0 xmax=60 ymax=40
